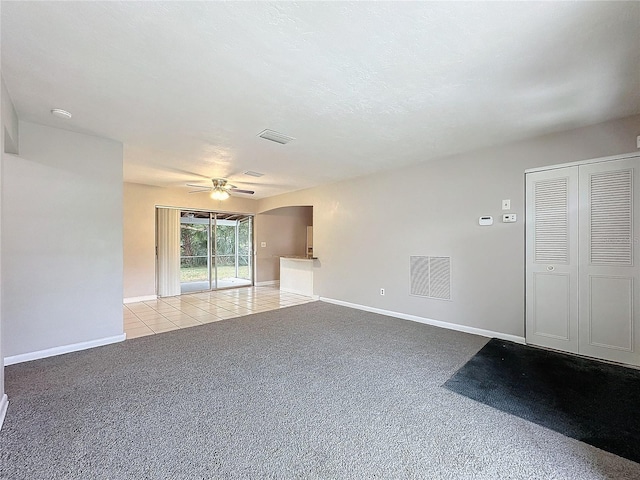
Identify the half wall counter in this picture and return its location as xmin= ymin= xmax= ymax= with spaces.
xmin=279 ymin=256 xmax=316 ymax=297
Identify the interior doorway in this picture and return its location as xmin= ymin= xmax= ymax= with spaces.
xmin=180 ymin=210 xmax=253 ymax=294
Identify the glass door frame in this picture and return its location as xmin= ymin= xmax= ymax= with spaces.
xmin=212 ymin=213 xmax=253 ymax=290
xmin=238 ymin=215 xmax=253 ymax=284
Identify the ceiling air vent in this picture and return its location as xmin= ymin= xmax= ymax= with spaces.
xmin=257 ymin=129 xmax=295 ymax=145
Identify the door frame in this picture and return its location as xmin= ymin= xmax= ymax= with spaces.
xmin=525 ymin=152 xmax=640 ymax=175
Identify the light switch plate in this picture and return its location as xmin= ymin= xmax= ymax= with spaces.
xmin=502 ymin=213 xmax=517 ymax=223
xmin=502 ymin=199 xmax=511 ymax=210
xmin=260 ymin=242 xmax=267 ymax=248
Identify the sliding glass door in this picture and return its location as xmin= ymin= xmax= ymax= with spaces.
xmin=179 ymin=211 xmax=253 ymax=294
xmin=213 ymin=215 xmax=253 ymax=288
xmin=238 ymin=216 xmax=253 ymax=283
xmin=180 ymin=216 xmax=210 ymax=293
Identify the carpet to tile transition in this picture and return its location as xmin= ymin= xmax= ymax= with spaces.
xmin=443 ymin=338 xmax=640 ymax=464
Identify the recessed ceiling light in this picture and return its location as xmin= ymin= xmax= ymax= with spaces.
xmin=51 ymin=108 xmax=72 ymax=119
xmin=257 ymin=129 xmax=295 ymax=145
xmin=244 ymin=171 xmax=265 ymax=177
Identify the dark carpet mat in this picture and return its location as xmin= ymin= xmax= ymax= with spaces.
xmin=443 ymin=338 xmax=640 ymax=464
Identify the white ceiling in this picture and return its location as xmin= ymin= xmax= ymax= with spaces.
xmin=2 ymin=1 xmax=639 ymax=199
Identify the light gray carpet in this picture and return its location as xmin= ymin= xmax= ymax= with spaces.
xmin=1 ymin=301 xmax=638 ymax=479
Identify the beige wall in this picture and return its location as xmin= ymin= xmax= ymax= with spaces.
xmin=123 ymin=183 xmax=257 ymax=299
xmin=255 ymin=206 xmax=313 ymax=284
xmin=257 ymin=114 xmax=640 ymax=338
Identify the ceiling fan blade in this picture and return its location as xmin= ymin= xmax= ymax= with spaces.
xmin=186 ymin=183 xmax=211 ymax=189
xmin=188 ymin=190 xmax=211 ymax=194
xmin=230 ymin=189 xmax=255 ymax=195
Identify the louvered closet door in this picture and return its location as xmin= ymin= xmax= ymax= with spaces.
xmin=578 ymin=158 xmax=640 ymax=365
xmin=526 ymin=166 xmax=579 ymax=353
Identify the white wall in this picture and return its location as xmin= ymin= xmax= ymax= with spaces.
xmin=258 ymin=114 xmax=640 ymax=338
xmin=0 ymin=75 xmax=19 ymax=425
xmin=2 ymin=77 xmax=18 ymax=154
xmin=123 ymin=182 xmax=257 ymax=300
xmin=2 ymin=121 xmax=124 ymax=358
xmin=255 ymin=206 xmax=313 ymax=283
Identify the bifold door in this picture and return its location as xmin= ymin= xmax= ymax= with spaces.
xmin=526 ymin=166 xmax=579 ymax=354
xmin=526 ymin=156 xmax=640 ymax=366
xmin=577 ymin=159 xmax=640 ymax=365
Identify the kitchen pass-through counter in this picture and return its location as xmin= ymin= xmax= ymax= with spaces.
xmin=279 ymin=256 xmax=315 ymax=296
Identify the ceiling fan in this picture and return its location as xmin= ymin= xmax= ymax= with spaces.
xmin=187 ymin=178 xmax=255 ymax=200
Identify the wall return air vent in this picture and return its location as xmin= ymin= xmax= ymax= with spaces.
xmin=257 ymin=129 xmax=295 ymax=145
xmin=410 ymin=256 xmax=451 ymax=300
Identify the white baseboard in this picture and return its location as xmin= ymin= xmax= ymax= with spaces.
xmin=0 ymin=394 xmax=8 ymax=431
xmin=124 ymin=295 xmax=157 ymax=304
xmin=281 ymin=287 xmax=315 ymax=297
xmin=255 ymin=281 xmax=280 ymax=287
xmin=4 ymin=333 xmax=127 ymax=366
xmin=319 ymin=297 xmax=525 ymax=344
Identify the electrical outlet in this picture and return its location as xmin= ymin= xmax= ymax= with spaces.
xmin=380 ymin=288 xmax=385 ymax=296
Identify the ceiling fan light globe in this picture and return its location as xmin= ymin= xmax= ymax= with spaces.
xmin=211 ymin=190 xmax=229 ymax=201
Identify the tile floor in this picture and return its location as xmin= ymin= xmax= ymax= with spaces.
xmin=123 ymin=286 xmax=315 ymax=339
